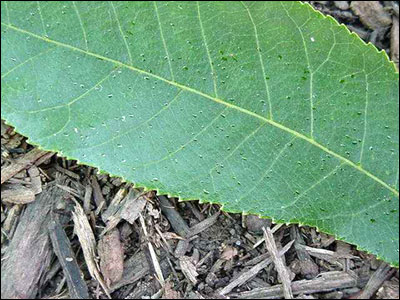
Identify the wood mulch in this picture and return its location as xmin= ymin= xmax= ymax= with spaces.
xmin=1 ymin=2 xmax=399 ymax=299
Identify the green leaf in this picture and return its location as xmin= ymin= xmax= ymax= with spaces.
xmin=1 ymin=2 xmax=399 ymax=265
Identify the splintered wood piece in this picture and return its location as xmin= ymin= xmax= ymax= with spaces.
xmin=72 ymin=200 xmax=110 ymax=298
xmin=101 ymin=188 xmax=146 ymax=235
xmin=263 ymin=227 xmax=294 ymax=299
xmin=220 ymin=239 xmax=294 ymax=295
xmin=1 ymin=148 xmax=51 ymax=184
xmin=139 ymin=213 xmax=165 ymax=286
xmin=48 ymin=219 xmax=90 ymax=299
xmin=179 ymin=256 xmax=199 ymax=285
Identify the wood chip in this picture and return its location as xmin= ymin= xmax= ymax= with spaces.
xmin=290 ymin=226 xmax=319 ymax=279
xmin=28 ymin=165 xmax=42 ymax=194
xmin=120 ymin=192 xmax=147 ymax=224
xmin=101 ymin=189 xmax=146 ymax=235
xmin=263 ymin=227 xmax=293 ymax=299
xmin=83 ymin=183 xmax=93 ymax=213
xmin=245 ymin=215 xmax=272 ymax=234
xmin=98 ymin=228 xmax=124 ymax=287
xmin=163 ymin=281 xmax=182 ymax=299
xmin=221 ymin=246 xmax=238 ymax=261
xmin=91 ymin=175 xmax=106 ymax=208
xmin=356 ymin=262 xmax=396 ymax=299
xmin=179 ymin=256 xmax=199 ymax=285
xmin=1 ymin=184 xmax=35 ymax=204
xmin=109 ymin=251 xmax=149 ymax=292
xmin=55 ymin=164 xmax=80 ymax=180
xmin=333 ymin=1 xmax=350 ymax=11
xmin=1 ymin=148 xmax=50 ymax=184
xmin=298 ymin=244 xmax=357 ymax=268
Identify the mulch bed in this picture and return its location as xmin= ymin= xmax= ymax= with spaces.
xmin=1 ymin=1 xmax=399 ymax=299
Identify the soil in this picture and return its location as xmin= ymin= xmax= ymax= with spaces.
xmin=1 ymin=1 xmax=399 ymax=299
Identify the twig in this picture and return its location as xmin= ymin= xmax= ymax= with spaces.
xmin=187 ymin=211 xmax=220 ymax=237
xmin=233 ymin=271 xmax=357 ymax=299
xmin=263 ymin=227 xmax=293 ymax=299
xmin=139 ymin=213 xmax=165 ymax=286
xmin=220 ymin=239 xmax=294 ymax=295
xmin=253 ymin=223 xmax=283 ymax=248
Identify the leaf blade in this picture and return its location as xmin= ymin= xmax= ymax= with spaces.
xmin=1 ymin=1 xmax=399 ymax=266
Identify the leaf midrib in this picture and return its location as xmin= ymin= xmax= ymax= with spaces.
xmin=1 ymin=21 xmax=398 ymax=197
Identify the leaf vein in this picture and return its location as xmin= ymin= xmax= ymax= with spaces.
xmin=241 ymin=1 xmax=273 ymax=119
xmin=36 ymin=1 xmax=48 ymax=37
xmin=196 ymin=1 xmax=218 ymax=98
xmin=154 ymin=1 xmax=175 ymax=81
xmin=110 ymin=1 xmax=133 ymax=65
xmin=72 ymin=1 xmax=89 ymax=51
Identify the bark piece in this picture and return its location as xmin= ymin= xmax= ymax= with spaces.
xmin=1 ymin=184 xmax=35 ymax=204
xmin=351 ymin=1 xmax=392 ymax=29
xmin=98 ymin=228 xmax=124 ymax=287
xmin=1 ymin=183 xmax=65 ymax=299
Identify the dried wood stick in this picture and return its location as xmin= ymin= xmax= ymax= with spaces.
xmin=48 ymin=219 xmax=90 ymax=299
xmin=234 ymin=271 xmax=357 ymax=299
xmin=220 ymin=239 xmax=294 ymax=295
xmin=263 ymin=227 xmax=293 ymax=299
xmin=356 ymin=262 xmax=396 ymax=299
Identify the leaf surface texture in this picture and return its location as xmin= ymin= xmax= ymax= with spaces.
xmin=1 ymin=1 xmax=399 ymax=265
